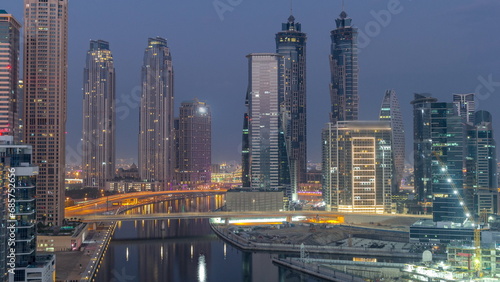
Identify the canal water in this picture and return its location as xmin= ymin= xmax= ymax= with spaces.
xmin=94 ymin=194 xmax=324 ymax=282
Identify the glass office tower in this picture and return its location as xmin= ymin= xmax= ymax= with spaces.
xmin=329 ymin=11 xmax=358 ymax=123
xmin=276 ymin=14 xmax=307 ymax=198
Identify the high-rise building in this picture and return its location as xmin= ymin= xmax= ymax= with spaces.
xmin=379 ymin=90 xmax=405 ymax=194
xmin=0 ymin=136 xmax=55 ymax=282
xmin=175 ymin=99 xmax=211 ymax=185
xmin=322 ymin=121 xmax=393 ymax=213
xmin=430 ymin=102 xmax=465 ymax=223
xmin=465 ymin=110 xmax=498 ymax=215
xmin=83 ymin=40 xmax=115 ymax=189
xmin=23 ymin=0 xmax=68 ymax=226
xmin=245 ymin=53 xmax=290 ymax=191
xmin=275 ymin=14 xmax=307 ymax=198
xmin=411 ymin=93 xmax=438 ymax=203
xmin=139 ymin=37 xmax=174 ymax=188
xmin=241 ymin=111 xmax=250 ymax=187
xmin=329 ymin=11 xmax=358 ymax=123
xmin=0 ymin=11 xmax=21 ymax=140
xmin=453 ymin=93 xmax=475 ymax=124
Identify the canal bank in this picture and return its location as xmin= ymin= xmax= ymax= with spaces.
xmin=210 ymin=222 xmax=445 ymax=260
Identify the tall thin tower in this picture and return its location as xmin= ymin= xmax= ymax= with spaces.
xmin=24 ymin=0 xmax=68 ymax=226
xmin=329 ymin=10 xmax=358 ymax=123
xmin=246 ymin=53 xmax=290 ymax=191
xmin=83 ymin=40 xmax=116 ymax=189
xmin=379 ymin=90 xmax=405 ymax=194
xmin=0 ymin=10 xmax=21 ymax=140
xmin=276 ymin=13 xmax=307 ymax=199
xmin=139 ymin=37 xmax=174 ymax=189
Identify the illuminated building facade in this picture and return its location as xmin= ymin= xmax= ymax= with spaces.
xmin=275 ymin=14 xmax=307 ymax=199
xmin=244 ymin=53 xmax=290 ymax=192
xmin=322 ymin=121 xmax=392 ymax=213
xmin=82 ymin=40 xmax=115 ymax=189
xmin=0 ymin=10 xmax=21 ymax=140
xmin=465 ymin=110 xmax=498 ymax=215
xmin=411 ymin=93 xmax=438 ymax=203
xmin=379 ymin=90 xmax=405 ymax=194
xmin=175 ymin=99 xmax=211 ymax=185
xmin=23 ymin=0 xmax=68 ymax=226
xmin=139 ymin=37 xmax=174 ymax=188
xmin=329 ymin=11 xmax=358 ymax=123
xmin=0 ymin=136 xmax=55 ymax=282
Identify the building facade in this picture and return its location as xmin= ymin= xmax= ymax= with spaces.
xmin=23 ymin=0 xmax=68 ymax=226
xmin=379 ymin=90 xmax=405 ymax=194
xmin=82 ymin=40 xmax=115 ymax=189
xmin=139 ymin=37 xmax=174 ymax=189
xmin=175 ymin=99 xmax=211 ymax=185
xmin=465 ymin=110 xmax=498 ymax=215
xmin=453 ymin=93 xmax=475 ymax=125
xmin=322 ymin=121 xmax=393 ymax=213
xmin=0 ymin=11 xmax=21 ymax=140
xmin=329 ymin=11 xmax=358 ymax=123
xmin=275 ymin=15 xmax=307 ymax=198
xmin=245 ymin=53 xmax=290 ymax=192
xmin=429 ymin=102 xmax=465 ymax=223
xmin=411 ymin=93 xmax=438 ymax=203
xmin=0 ymin=136 xmax=55 ymax=282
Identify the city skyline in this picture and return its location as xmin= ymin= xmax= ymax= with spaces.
xmin=2 ymin=1 xmax=499 ymax=165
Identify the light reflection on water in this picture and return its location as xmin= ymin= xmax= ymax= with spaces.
xmin=198 ymin=254 xmax=207 ymax=282
xmin=94 ymin=194 xmax=324 ymax=282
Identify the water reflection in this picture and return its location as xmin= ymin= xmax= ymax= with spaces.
xmin=198 ymin=254 xmax=206 ymax=282
xmin=95 ymin=195 xmax=324 ymax=282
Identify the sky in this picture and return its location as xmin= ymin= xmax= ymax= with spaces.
xmin=3 ymin=0 xmax=500 ymax=166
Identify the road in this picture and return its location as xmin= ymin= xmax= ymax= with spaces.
xmin=65 ymin=189 xmax=226 ymax=218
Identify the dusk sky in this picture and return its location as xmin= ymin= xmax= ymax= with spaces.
xmin=4 ymin=0 xmax=500 ymax=165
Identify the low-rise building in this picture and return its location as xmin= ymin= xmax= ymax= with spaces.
xmin=37 ymin=223 xmax=89 ymax=252
xmin=226 ymin=189 xmax=286 ymax=212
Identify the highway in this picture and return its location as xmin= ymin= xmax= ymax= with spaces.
xmin=78 ymin=210 xmax=344 ymax=222
xmin=65 ymin=189 xmax=226 ymax=218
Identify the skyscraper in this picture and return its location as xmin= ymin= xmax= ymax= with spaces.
xmin=23 ymin=0 xmax=68 ymax=226
xmin=245 ymin=53 xmax=290 ymax=191
xmin=322 ymin=121 xmax=393 ymax=213
xmin=411 ymin=93 xmax=438 ymax=203
xmin=329 ymin=11 xmax=358 ymax=123
xmin=139 ymin=37 xmax=174 ymax=188
xmin=465 ymin=110 xmax=498 ymax=215
xmin=429 ymin=102 xmax=465 ymax=223
xmin=83 ymin=40 xmax=116 ymax=189
xmin=0 ymin=11 xmax=21 ymax=140
xmin=453 ymin=93 xmax=475 ymax=124
xmin=241 ymin=111 xmax=250 ymax=187
xmin=0 ymin=136 xmax=55 ymax=281
xmin=275 ymin=14 xmax=307 ymax=198
xmin=379 ymin=90 xmax=405 ymax=194
xmin=175 ymin=99 xmax=211 ymax=185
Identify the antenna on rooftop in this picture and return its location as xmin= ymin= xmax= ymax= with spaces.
xmin=290 ymin=0 xmax=293 ymax=15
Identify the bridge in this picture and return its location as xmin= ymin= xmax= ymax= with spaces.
xmin=78 ymin=211 xmax=344 ymax=223
xmin=65 ymin=189 xmax=226 ymax=217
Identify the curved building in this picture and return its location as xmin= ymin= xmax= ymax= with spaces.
xmin=379 ymin=90 xmax=405 ymax=194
